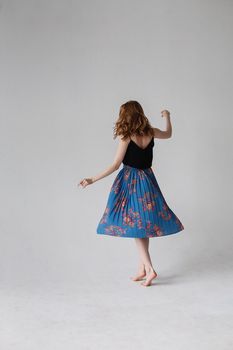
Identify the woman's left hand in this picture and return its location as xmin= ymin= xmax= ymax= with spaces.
xmin=78 ymin=177 xmax=94 ymax=188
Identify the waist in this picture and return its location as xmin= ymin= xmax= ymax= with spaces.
xmin=123 ymin=164 xmax=152 ymax=170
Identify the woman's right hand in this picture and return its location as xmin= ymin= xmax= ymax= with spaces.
xmin=161 ymin=109 xmax=170 ymax=118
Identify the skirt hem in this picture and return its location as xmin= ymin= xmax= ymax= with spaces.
xmin=96 ymin=227 xmax=184 ymax=239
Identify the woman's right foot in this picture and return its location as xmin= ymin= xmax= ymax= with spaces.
xmin=141 ymin=269 xmax=157 ymax=287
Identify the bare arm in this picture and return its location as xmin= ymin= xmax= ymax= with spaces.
xmin=78 ymin=136 xmax=130 ymax=188
xmin=153 ymin=109 xmax=172 ymax=139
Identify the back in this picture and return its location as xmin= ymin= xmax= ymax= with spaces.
xmin=122 ymin=136 xmax=154 ymax=169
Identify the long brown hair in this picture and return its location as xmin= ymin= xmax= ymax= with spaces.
xmin=113 ymin=100 xmax=154 ymax=140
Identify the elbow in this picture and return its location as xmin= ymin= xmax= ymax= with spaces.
xmin=113 ymin=162 xmax=120 ymax=171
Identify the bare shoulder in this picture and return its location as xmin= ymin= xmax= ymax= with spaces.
xmin=117 ymin=135 xmax=131 ymax=144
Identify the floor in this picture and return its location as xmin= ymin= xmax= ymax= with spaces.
xmin=0 ymin=260 xmax=232 ymax=350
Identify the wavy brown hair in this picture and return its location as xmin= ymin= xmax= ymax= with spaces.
xmin=113 ymin=100 xmax=154 ymax=140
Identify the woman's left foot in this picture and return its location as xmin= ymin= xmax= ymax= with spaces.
xmin=130 ymin=271 xmax=146 ymax=281
xmin=141 ymin=269 xmax=157 ymax=287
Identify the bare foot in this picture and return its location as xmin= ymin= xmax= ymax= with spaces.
xmin=130 ymin=270 xmax=146 ymax=281
xmin=141 ymin=269 xmax=157 ymax=287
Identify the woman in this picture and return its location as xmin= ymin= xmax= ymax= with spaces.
xmin=78 ymin=100 xmax=184 ymax=287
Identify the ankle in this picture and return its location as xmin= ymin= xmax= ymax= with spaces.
xmin=145 ymin=266 xmax=155 ymax=274
xmin=138 ymin=264 xmax=146 ymax=272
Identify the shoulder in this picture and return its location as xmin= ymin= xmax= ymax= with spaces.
xmin=116 ymin=135 xmax=131 ymax=144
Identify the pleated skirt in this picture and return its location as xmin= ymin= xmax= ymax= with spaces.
xmin=96 ymin=164 xmax=184 ymax=238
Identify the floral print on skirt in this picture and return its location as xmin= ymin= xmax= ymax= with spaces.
xmin=96 ymin=164 xmax=184 ymax=238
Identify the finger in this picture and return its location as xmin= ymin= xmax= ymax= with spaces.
xmin=79 ymin=179 xmax=86 ymax=187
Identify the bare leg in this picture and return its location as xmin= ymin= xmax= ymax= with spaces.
xmin=130 ymin=260 xmax=146 ymax=281
xmin=130 ymin=238 xmax=149 ymax=281
xmin=133 ymin=238 xmax=157 ymax=286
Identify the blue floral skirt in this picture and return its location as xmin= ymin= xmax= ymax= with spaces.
xmin=96 ymin=164 xmax=184 ymax=238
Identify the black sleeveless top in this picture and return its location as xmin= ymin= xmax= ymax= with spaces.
xmin=122 ymin=137 xmax=154 ymax=169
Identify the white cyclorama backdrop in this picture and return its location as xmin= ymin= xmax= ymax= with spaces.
xmin=0 ymin=0 xmax=232 ymax=285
